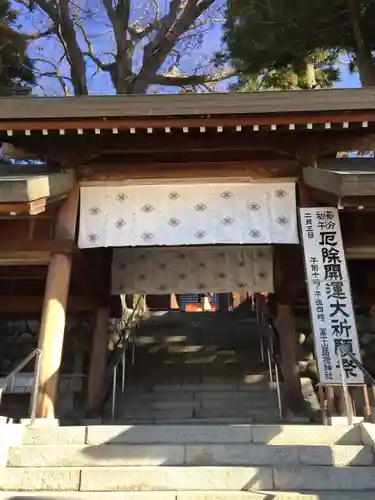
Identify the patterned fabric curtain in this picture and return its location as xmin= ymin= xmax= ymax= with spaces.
xmin=111 ymin=245 xmax=274 ymax=295
xmin=79 ymin=182 xmax=298 ymax=248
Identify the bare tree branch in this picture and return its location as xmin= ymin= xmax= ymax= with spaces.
xmin=17 ymin=0 xmax=224 ymax=95
xmin=25 ymin=26 xmax=57 ymax=40
xmin=27 ymin=0 xmax=88 ymax=94
xmin=77 ymin=23 xmax=111 ymax=71
xmin=33 ymin=57 xmax=71 ymax=95
xmin=131 ymin=0 xmax=216 ymax=93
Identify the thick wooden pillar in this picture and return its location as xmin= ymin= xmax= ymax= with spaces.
xmin=87 ymin=307 xmax=110 ymax=414
xmin=36 ymin=187 xmax=79 ymax=418
xmin=274 ymin=303 xmax=304 ymax=413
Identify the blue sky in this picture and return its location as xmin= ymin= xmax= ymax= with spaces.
xmin=336 ymin=65 xmax=360 ymax=88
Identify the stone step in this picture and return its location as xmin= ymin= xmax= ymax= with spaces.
xmin=127 ymin=380 xmax=274 ymax=392
xmin=8 ymin=444 xmax=374 ymax=468
xmin=112 ymin=397 xmax=278 ymax=411
xmin=133 ymin=351 xmax=262 ymax=361
xmin=20 ymin=424 xmax=363 ymax=446
xmin=3 ymin=465 xmax=375 ymax=491
xmin=0 ymin=492 xmax=373 ymax=500
xmin=105 ymin=418 xmax=277 ymax=425
xmin=125 ymin=379 xmax=273 ymax=393
xmin=119 ymin=388 xmax=277 ymax=401
xmin=109 ymin=409 xmax=281 ymax=422
xmin=108 ymin=416 xmax=284 ymax=424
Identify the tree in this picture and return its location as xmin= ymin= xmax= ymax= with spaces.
xmin=223 ymin=0 xmax=375 ymax=88
xmin=231 ymin=50 xmax=340 ymax=91
xmin=0 ymin=0 xmax=35 ymax=95
xmin=14 ymin=0 xmax=232 ymax=96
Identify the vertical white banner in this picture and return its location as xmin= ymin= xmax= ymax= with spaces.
xmin=299 ymin=207 xmax=363 ymax=385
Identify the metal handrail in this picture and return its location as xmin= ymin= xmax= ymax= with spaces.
xmin=261 ymin=310 xmax=283 ymax=420
xmin=255 ymin=298 xmax=283 ymax=419
xmin=110 ymin=295 xmax=144 ymax=420
xmin=338 ymin=345 xmax=375 ymax=426
xmin=0 ymin=348 xmax=42 ymax=424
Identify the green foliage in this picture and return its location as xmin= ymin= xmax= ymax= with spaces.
xmin=223 ymin=0 xmax=375 ymax=88
xmin=0 ymin=0 xmax=35 ymax=96
xmin=231 ymin=52 xmax=340 ymax=91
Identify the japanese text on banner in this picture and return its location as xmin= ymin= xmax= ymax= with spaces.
xmin=299 ymin=207 xmax=363 ymax=385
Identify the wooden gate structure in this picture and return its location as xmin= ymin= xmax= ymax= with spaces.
xmin=1 ymin=88 xmax=375 ymax=418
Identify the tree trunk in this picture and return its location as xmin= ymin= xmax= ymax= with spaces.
xmin=306 ymin=61 xmax=316 ymax=88
xmin=347 ymin=0 xmax=375 ymax=86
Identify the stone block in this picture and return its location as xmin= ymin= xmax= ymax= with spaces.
xmin=360 ymin=422 xmax=375 ymax=447
xmin=124 ymin=400 xmax=197 ymax=411
xmin=126 ymin=393 xmax=195 ymax=402
xmin=8 ymin=444 xmax=185 ymax=467
xmin=122 ymin=409 xmax=194 ymax=420
xmin=79 ymin=466 xmax=273 ymax=491
xmin=0 ymin=468 xmax=80 ymax=491
xmin=298 ymin=445 xmax=374 ymax=466
xmin=0 ymin=493 xmax=375 ymax=500
xmin=177 ymin=494 xmax=375 ymax=500
xmin=273 ymin=465 xmax=375 ymax=490
xmin=0 ymin=423 xmax=23 ymax=446
xmin=196 ymin=391 xmax=267 ymax=400
xmin=182 ymin=384 xmax=237 ymax=392
xmin=20 ymin=418 xmax=59 ymax=428
xmin=153 ymin=384 xmax=183 ymax=393
xmin=251 ymin=425 xmax=361 ymax=445
xmin=86 ymin=425 xmax=252 ymax=445
xmin=0 ymin=495 xmax=174 ymax=500
xmin=329 ymin=416 xmax=364 ymax=426
xmin=185 ymin=444 xmax=298 ymax=466
xmin=195 ymin=408 xmax=279 ymax=421
xmin=22 ymin=426 xmax=86 ymax=445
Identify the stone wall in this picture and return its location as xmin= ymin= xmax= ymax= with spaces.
xmin=0 ymin=318 xmax=93 ymax=376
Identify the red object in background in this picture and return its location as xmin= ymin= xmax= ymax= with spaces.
xmin=185 ymin=303 xmax=216 ymax=312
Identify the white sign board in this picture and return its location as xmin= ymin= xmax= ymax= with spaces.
xmin=299 ymin=207 xmax=363 ymax=385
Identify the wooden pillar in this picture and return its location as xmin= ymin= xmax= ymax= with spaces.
xmin=275 ymin=303 xmax=304 ymax=413
xmin=370 ymin=305 xmax=375 ymax=329
xmin=217 ymin=293 xmax=230 ymax=312
xmin=87 ymin=307 xmax=110 ymax=414
xmin=36 ymin=187 xmax=79 ymax=418
xmin=170 ymin=294 xmax=179 ymax=310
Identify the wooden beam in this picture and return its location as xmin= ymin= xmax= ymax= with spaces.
xmin=0 ymin=266 xmax=47 ymax=279
xmin=0 ymin=194 xmax=67 ymax=215
xmin=0 ymin=110 xmax=375 ymax=131
xmin=10 ymin=129 xmax=375 ymax=168
xmin=0 ymin=240 xmax=74 ymax=253
xmin=0 ymin=251 xmax=51 ymax=266
xmin=0 ymin=295 xmax=93 ymax=314
xmin=0 ymin=240 xmax=74 ymax=266
xmin=87 ymin=307 xmax=109 ymax=414
xmin=36 ymin=186 xmax=79 ymax=419
xmin=0 ymin=172 xmax=75 ymax=203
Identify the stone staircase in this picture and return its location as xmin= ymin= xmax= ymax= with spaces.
xmin=1 ymin=421 xmax=375 ymax=498
xmin=107 ymin=311 xmax=283 ymax=423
